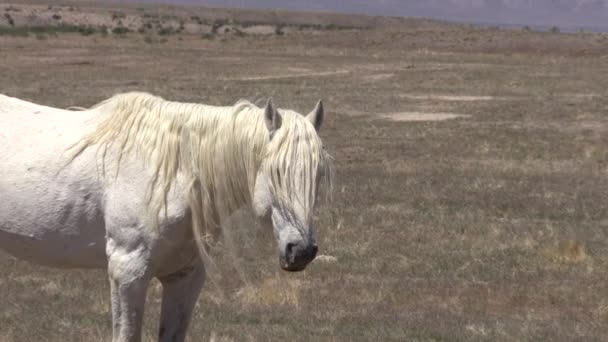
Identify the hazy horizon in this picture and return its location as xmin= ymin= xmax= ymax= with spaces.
xmin=128 ymin=0 xmax=608 ymax=31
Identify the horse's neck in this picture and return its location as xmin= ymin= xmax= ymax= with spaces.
xmin=195 ymin=107 xmax=265 ymax=214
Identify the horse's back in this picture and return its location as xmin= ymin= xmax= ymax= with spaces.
xmin=0 ymin=93 xmax=67 ymax=113
xmin=0 ymin=94 xmax=100 ymax=192
xmin=0 ymin=93 xmax=96 ymax=145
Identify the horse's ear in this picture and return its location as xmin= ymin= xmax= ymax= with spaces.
xmin=306 ymin=100 xmax=323 ymax=131
xmin=264 ymin=98 xmax=282 ymax=134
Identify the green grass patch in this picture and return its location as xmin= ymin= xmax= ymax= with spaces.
xmin=0 ymin=24 xmax=98 ymax=36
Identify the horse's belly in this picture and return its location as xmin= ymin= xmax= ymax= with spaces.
xmin=0 ymin=178 xmax=107 ymax=268
xmin=0 ymin=155 xmax=108 ymax=268
xmin=0 ymin=181 xmax=108 ymax=268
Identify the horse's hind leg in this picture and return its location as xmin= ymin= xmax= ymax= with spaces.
xmin=107 ymin=248 xmax=153 ymax=342
xmin=158 ymin=260 xmax=205 ymax=342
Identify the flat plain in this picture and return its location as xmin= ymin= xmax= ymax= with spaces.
xmin=2 ymin=2 xmax=608 ymax=341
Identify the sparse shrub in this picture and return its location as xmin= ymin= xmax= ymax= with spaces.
xmin=4 ymin=13 xmax=14 ymax=26
xmin=212 ymin=19 xmax=226 ymax=28
xmin=190 ymin=15 xmax=202 ymax=24
xmin=522 ymin=25 xmax=531 ymax=32
xmin=274 ymin=24 xmax=284 ymax=36
xmin=201 ymin=33 xmax=214 ymax=40
xmin=25 ymin=24 xmax=96 ymax=36
xmin=233 ymin=28 xmax=246 ymax=37
xmin=0 ymin=23 xmax=99 ymax=37
xmin=0 ymin=26 xmax=28 ymax=36
xmin=158 ymin=27 xmax=175 ymax=35
xmin=240 ymin=20 xmax=262 ymax=28
xmin=111 ymin=11 xmax=126 ymax=21
xmin=112 ymin=26 xmax=129 ymax=35
xmin=161 ymin=15 xmax=176 ymax=21
xmin=52 ymin=14 xmax=61 ymax=20
xmin=295 ymin=23 xmax=323 ymax=31
xmin=550 ymin=26 xmax=560 ymax=33
xmin=77 ymin=25 xmax=96 ymax=36
xmin=100 ymin=25 xmax=108 ymax=36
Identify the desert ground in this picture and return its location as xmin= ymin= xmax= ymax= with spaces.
xmin=2 ymin=1 xmax=608 ymax=341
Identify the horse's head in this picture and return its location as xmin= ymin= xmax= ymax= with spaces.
xmin=252 ymin=99 xmax=331 ymax=272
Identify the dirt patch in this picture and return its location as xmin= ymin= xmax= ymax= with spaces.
xmin=221 ymin=70 xmax=349 ymax=81
xmin=381 ymin=112 xmax=471 ymax=122
xmin=567 ymin=93 xmax=602 ymax=99
xmin=362 ymin=73 xmax=395 ymax=82
xmin=401 ymin=94 xmax=504 ymax=101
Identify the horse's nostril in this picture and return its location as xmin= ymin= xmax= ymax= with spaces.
xmin=285 ymin=242 xmax=296 ymax=260
xmin=311 ymin=245 xmax=318 ymax=258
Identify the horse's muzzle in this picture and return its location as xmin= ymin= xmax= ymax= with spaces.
xmin=280 ymin=241 xmax=318 ymax=272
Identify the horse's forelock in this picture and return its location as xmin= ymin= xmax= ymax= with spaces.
xmin=261 ymin=110 xmax=333 ymax=223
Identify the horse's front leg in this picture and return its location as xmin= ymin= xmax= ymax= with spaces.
xmin=158 ymin=260 xmax=205 ymax=342
xmin=109 ymin=276 xmax=122 ymax=342
xmin=107 ymin=246 xmax=153 ymax=342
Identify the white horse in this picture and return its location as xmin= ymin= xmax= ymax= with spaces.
xmin=0 ymin=92 xmax=332 ymax=342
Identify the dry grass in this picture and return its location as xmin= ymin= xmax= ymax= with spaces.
xmin=544 ymin=240 xmax=589 ymax=264
xmin=2 ymin=1 xmax=608 ymax=341
xmin=235 ymin=277 xmax=303 ymax=308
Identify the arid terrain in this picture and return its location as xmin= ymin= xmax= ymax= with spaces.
xmin=2 ymin=1 xmax=608 ymax=341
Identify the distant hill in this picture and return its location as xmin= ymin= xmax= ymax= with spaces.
xmin=128 ymin=0 xmax=608 ymax=32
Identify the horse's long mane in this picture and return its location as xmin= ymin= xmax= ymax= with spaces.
xmin=67 ymin=92 xmax=332 ymax=267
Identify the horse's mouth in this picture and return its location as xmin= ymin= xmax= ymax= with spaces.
xmin=280 ymin=258 xmax=308 ymax=272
